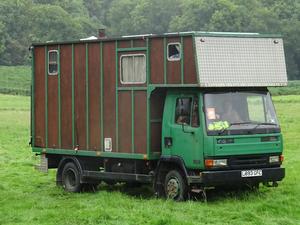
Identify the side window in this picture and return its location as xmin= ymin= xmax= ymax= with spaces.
xmin=175 ymin=98 xmax=192 ymax=125
xmin=247 ymin=96 xmax=265 ymax=122
xmin=120 ymin=54 xmax=146 ymax=84
xmin=191 ymin=97 xmax=200 ymax=127
xmin=167 ymin=43 xmax=181 ymax=61
xmin=48 ymin=50 xmax=58 ymax=75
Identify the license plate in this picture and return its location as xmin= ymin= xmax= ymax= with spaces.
xmin=241 ymin=169 xmax=262 ymax=177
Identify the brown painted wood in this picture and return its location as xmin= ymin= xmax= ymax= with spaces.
xmin=167 ymin=37 xmax=181 ymax=84
xmin=133 ymin=39 xmax=146 ymax=47
xmin=150 ymin=38 xmax=164 ymax=84
xmin=47 ymin=45 xmax=59 ymax=148
xmin=134 ymin=91 xmax=147 ymax=154
xmin=60 ymin=45 xmax=73 ymax=149
xmin=184 ymin=37 xmax=198 ymax=84
xmin=118 ymin=91 xmax=132 ymax=153
xmin=74 ymin=44 xmax=87 ymax=150
xmin=88 ymin=43 xmax=101 ymax=150
xmin=103 ymin=42 xmax=116 ymax=152
xmin=34 ymin=46 xmax=46 ymax=147
xmin=118 ymin=40 xmax=131 ymax=48
xmin=34 ymin=35 xmax=198 ymax=156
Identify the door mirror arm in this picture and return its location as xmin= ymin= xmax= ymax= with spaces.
xmin=182 ymin=123 xmax=194 ymax=134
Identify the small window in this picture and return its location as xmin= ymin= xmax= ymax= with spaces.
xmin=175 ymin=98 xmax=192 ymax=125
xmin=167 ymin=43 xmax=181 ymax=61
xmin=48 ymin=50 xmax=58 ymax=75
xmin=120 ymin=54 xmax=146 ymax=84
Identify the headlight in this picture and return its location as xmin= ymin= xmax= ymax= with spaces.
xmin=269 ymin=156 xmax=280 ymax=163
xmin=205 ymin=159 xmax=227 ymax=168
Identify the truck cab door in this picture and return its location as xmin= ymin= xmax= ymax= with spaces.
xmin=162 ymin=94 xmax=204 ymax=169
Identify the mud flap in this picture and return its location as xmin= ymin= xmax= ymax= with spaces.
xmin=35 ymin=154 xmax=48 ymax=173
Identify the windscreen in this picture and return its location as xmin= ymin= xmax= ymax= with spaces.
xmin=204 ymin=91 xmax=279 ymax=135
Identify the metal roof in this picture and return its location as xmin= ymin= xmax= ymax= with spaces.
xmin=31 ymin=31 xmax=282 ymax=46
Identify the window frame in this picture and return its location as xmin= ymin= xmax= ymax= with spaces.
xmin=48 ymin=50 xmax=59 ymax=76
xmin=120 ymin=53 xmax=146 ymax=84
xmin=167 ymin=42 xmax=181 ymax=61
xmin=174 ymin=97 xmax=193 ymax=126
xmin=191 ymin=96 xmax=200 ymax=127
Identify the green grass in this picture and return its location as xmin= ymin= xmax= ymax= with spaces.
xmin=0 ymin=66 xmax=31 ymax=96
xmin=0 ymin=94 xmax=300 ymax=225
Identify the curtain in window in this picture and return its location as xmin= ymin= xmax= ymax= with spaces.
xmin=121 ymin=55 xmax=146 ymax=83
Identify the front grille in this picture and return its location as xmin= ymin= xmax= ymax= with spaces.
xmin=228 ymin=155 xmax=269 ymax=169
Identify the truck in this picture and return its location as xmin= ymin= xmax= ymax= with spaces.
xmin=31 ymin=31 xmax=287 ymax=201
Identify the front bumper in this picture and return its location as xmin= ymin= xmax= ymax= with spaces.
xmin=187 ymin=167 xmax=285 ymax=186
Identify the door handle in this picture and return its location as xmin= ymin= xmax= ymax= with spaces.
xmin=164 ymin=137 xmax=172 ymax=148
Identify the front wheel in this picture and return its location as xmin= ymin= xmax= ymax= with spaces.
xmin=62 ymin=162 xmax=82 ymax=192
xmin=164 ymin=170 xmax=188 ymax=201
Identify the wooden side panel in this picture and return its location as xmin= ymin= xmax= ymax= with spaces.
xmin=47 ymin=45 xmax=58 ymax=148
xmin=184 ymin=37 xmax=197 ymax=84
xmin=34 ymin=46 xmax=46 ymax=147
xmin=118 ymin=91 xmax=132 ymax=153
xmin=133 ymin=39 xmax=146 ymax=47
xmin=74 ymin=44 xmax=86 ymax=150
xmin=60 ymin=45 xmax=73 ymax=149
xmin=88 ymin=43 xmax=101 ymax=150
xmin=167 ymin=37 xmax=181 ymax=84
xmin=118 ymin=40 xmax=131 ymax=48
xmin=150 ymin=38 xmax=164 ymax=84
xmin=134 ymin=91 xmax=147 ymax=154
xmin=103 ymin=42 xmax=116 ymax=152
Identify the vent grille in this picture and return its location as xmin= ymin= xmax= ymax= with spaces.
xmin=228 ymin=155 xmax=269 ymax=169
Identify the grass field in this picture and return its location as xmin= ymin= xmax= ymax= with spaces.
xmin=0 ymin=94 xmax=300 ymax=225
xmin=0 ymin=66 xmax=31 ymax=96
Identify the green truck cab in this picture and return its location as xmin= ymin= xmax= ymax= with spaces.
xmin=31 ymin=32 xmax=286 ymax=201
xmin=158 ymin=89 xmax=284 ymax=199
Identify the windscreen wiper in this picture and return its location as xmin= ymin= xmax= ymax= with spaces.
xmin=218 ymin=122 xmax=278 ymax=135
xmin=218 ymin=121 xmax=254 ymax=135
xmin=252 ymin=122 xmax=278 ymax=130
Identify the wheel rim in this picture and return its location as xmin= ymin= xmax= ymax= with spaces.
xmin=65 ymin=169 xmax=77 ymax=188
xmin=166 ymin=177 xmax=180 ymax=199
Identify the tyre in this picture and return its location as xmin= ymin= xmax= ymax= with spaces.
xmin=164 ymin=170 xmax=188 ymax=201
xmin=62 ymin=162 xmax=82 ymax=192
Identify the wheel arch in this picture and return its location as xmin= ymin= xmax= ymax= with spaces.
xmin=56 ymin=156 xmax=83 ymax=186
xmin=153 ymin=156 xmax=188 ymax=190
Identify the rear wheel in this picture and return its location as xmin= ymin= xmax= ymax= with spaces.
xmin=164 ymin=170 xmax=188 ymax=201
xmin=62 ymin=162 xmax=82 ymax=192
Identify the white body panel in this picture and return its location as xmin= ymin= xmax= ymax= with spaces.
xmin=195 ymin=36 xmax=288 ymax=87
